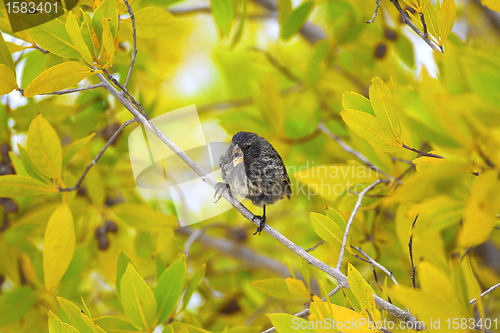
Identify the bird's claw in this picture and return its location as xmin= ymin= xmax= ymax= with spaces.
xmin=214 ymin=182 xmax=227 ymax=203
xmin=252 ymin=215 xmax=266 ymax=236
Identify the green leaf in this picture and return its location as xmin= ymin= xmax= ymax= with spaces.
xmin=24 ymin=61 xmax=101 ymax=97
xmin=310 ymin=212 xmax=344 ymax=244
xmin=268 ymin=313 xmax=310 ymax=333
xmin=133 ymin=7 xmax=177 ymax=38
xmin=347 ymin=263 xmax=376 ymax=319
xmin=424 ymin=4 xmax=439 ymax=40
xmin=0 ymin=287 xmax=37 ymax=326
xmin=155 ymin=255 xmax=186 ymax=324
xmin=66 ymin=12 xmax=93 ymax=65
xmin=342 ymin=92 xmax=374 ymax=115
xmin=115 ymin=250 xmax=137 ymax=301
xmin=44 ymin=203 xmax=76 ymax=290
xmin=277 ymin=0 xmax=293 ymax=27
xmin=24 ymin=17 xmax=81 ymax=58
xmin=369 ymin=77 xmax=400 ymax=140
xmin=0 ymin=175 xmax=57 ymax=197
xmin=93 ymin=316 xmax=142 ymax=333
xmin=0 ymin=64 xmax=18 ymax=95
xmin=17 ymin=144 xmax=51 ymax=184
xmin=437 ymin=0 xmax=456 ymax=45
xmin=181 ymin=264 xmax=206 ymax=311
xmin=281 ymin=1 xmax=314 ymax=41
xmin=210 ymin=0 xmax=234 ymax=37
xmin=0 ymin=32 xmax=15 ymax=71
xmin=120 ymin=263 xmax=157 ymax=330
xmin=340 ymin=110 xmax=402 ymax=152
xmin=92 ymin=0 xmax=118 ymax=47
xmin=26 ymin=114 xmax=62 ymax=181
xmin=48 ymin=310 xmax=65 ymax=333
xmin=58 ymin=297 xmax=94 ymax=333
xmin=62 ymin=133 xmax=95 ymax=169
xmin=111 ymin=202 xmax=176 ymax=228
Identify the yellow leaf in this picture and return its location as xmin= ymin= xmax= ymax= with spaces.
xmin=24 ymin=17 xmax=81 ymax=58
xmin=326 ymin=302 xmax=377 ymax=332
xmin=0 ymin=32 xmax=15 ymax=71
xmin=43 ymin=202 xmax=76 ymax=290
xmin=424 ymin=4 xmax=440 ymax=42
xmin=101 ymin=17 xmax=115 ymax=67
xmin=285 ymin=278 xmax=310 ymax=298
xmin=24 ymin=61 xmax=101 ymax=97
xmin=341 ymin=110 xmax=402 ymax=152
xmin=27 ymin=114 xmax=62 ymax=181
xmin=252 ymin=278 xmax=295 ymax=298
xmin=369 ymin=77 xmax=401 ymax=141
xmin=482 ymin=0 xmax=500 ymax=12
xmin=412 ymin=153 xmax=446 ymax=171
xmin=347 ymin=263 xmax=376 ymax=320
xmin=437 ymin=0 xmax=456 ymax=45
xmin=310 ymin=212 xmax=344 ymax=245
xmin=66 ymin=12 xmax=94 ymax=65
xmin=133 ymin=7 xmax=177 ymax=38
xmin=459 ymin=171 xmax=500 ymax=247
xmin=0 ymin=64 xmax=18 ymax=95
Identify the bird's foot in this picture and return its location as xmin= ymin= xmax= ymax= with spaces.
xmin=252 ymin=215 xmax=266 ymax=236
xmin=214 ymin=182 xmax=228 ymax=203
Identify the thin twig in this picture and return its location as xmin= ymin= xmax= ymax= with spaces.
xmin=318 ymin=123 xmax=394 ymax=181
xmin=470 ymin=282 xmax=500 ymax=305
xmin=409 ymin=215 xmax=418 ymax=288
xmin=262 ymin=285 xmax=343 ymax=333
xmin=419 ymin=13 xmax=428 ymax=38
xmin=122 ymin=0 xmax=137 ymax=89
xmin=58 ymin=118 xmax=136 ymax=192
xmin=389 ymin=0 xmax=442 ymax=52
xmin=97 ymin=72 xmax=423 ymax=329
xmin=306 ymin=240 xmax=325 ymax=252
xmin=366 ymin=0 xmax=381 ymax=23
xmin=402 ymin=143 xmax=443 ymax=158
xmin=33 ymin=44 xmax=49 ymax=54
xmin=352 ymin=245 xmax=399 ymax=286
xmin=336 ymin=179 xmax=385 ymax=270
xmin=102 ymin=68 xmax=150 ymax=121
xmin=250 ymin=47 xmax=300 ymax=82
xmin=44 ymin=83 xmax=104 ymax=95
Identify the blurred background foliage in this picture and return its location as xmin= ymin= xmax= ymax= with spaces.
xmin=0 ymin=0 xmax=500 ymax=332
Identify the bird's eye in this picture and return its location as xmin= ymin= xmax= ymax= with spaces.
xmin=234 ymin=151 xmax=243 ymax=159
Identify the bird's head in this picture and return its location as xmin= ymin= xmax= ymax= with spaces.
xmin=230 ymin=132 xmax=261 ymax=167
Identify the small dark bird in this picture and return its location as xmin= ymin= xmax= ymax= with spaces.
xmin=215 ymin=132 xmax=291 ymax=235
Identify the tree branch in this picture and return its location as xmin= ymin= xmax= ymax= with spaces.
xmin=122 ymin=0 xmax=137 ymax=89
xmin=402 ymin=143 xmax=443 ymax=158
xmin=352 ymin=245 xmax=399 ymax=286
xmin=318 ymin=123 xmax=394 ymax=181
xmin=470 ymin=281 xmax=500 ymax=305
xmin=337 ymin=179 xmax=385 ymax=270
xmin=44 ymin=83 xmax=104 ymax=95
xmin=366 ymin=0 xmax=381 ymax=23
xmin=389 ymin=0 xmax=442 ymax=52
xmin=58 ymin=118 xmax=136 ymax=192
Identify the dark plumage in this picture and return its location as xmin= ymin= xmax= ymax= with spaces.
xmin=215 ymin=132 xmax=291 ymax=235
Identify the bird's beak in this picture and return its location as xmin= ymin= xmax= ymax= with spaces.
xmin=232 ymin=144 xmax=244 ymax=167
